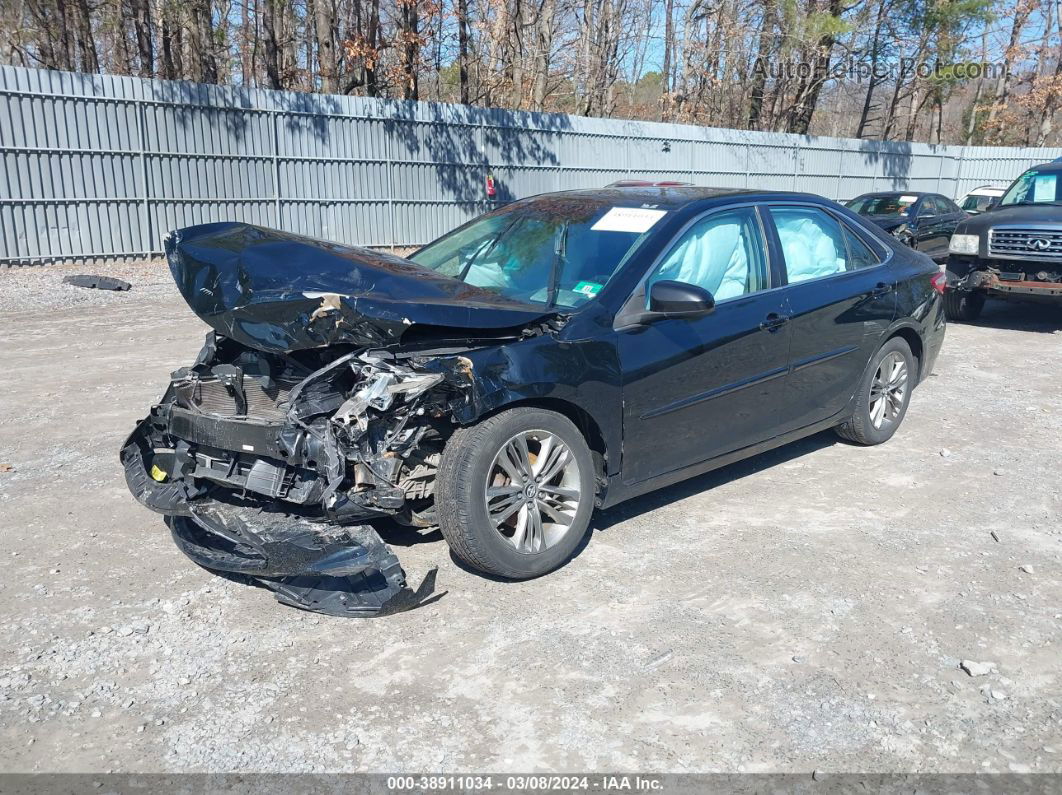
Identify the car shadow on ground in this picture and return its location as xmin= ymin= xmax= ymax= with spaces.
xmin=441 ymin=430 xmax=840 ymax=582
xmin=588 ymin=430 xmax=840 ymax=534
xmin=967 ymin=301 xmax=1062 ymax=333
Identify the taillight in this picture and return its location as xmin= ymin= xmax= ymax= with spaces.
xmin=931 ymin=272 xmax=946 ymax=294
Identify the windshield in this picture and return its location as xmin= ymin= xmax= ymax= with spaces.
xmin=1000 ymin=169 xmax=1062 ymax=206
xmin=409 ymin=200 xmax=660 ymax=308
xmin=846 ymin=195 xmax=917 ymax=217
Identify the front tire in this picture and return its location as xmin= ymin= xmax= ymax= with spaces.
xmin=943 ymin=288 xmax=985 ymax=321
xmin=835 ymin=337 xmax=916 ymax=446
xmin=435 ymin=407 xmax=596 ymax=579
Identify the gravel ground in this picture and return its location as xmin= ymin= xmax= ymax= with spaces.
xmin=0 ymin=267 xmax=1060 ymax=774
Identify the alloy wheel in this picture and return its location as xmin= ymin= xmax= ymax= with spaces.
xmin=484 ymin=430 xmax=583 ymax=555
xmin=869 ymin=351 xmax=908 ymax=429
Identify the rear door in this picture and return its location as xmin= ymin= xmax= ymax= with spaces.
xmin=616 ymin=206 xmax=792 ymax=484
xmin=935 ymin=195 xmax=966 ymax=249
xmin=765 ymin=204 xmax=897 ymax=432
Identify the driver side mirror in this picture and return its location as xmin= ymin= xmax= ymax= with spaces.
xmin=648 ymin=280 xmax=716 ymax=316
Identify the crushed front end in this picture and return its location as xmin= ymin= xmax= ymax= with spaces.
xmin=121 ymin=332 xmax=470 ymax=616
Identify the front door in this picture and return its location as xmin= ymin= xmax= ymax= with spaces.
xmin=765 ymin=204 xmax=898 ymax=432
xmin=616 ymin=206 xmax=792 ymax=485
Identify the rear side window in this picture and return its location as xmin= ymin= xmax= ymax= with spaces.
xmin=647 ymin=208 xmax=768 ymax=304
xmin=770 ymin=207 xmax=849 ymax=283
xmin=938 ymin=196 xmax=962 ymax=214
xmin=841 ymin=225 xmax=881 ymax=269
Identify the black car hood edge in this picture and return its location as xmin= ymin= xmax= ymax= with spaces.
xmin=166 ymin=222 xmax=555 ymax=353
xmin=957 ymin=204 xmax=1062 ymax=235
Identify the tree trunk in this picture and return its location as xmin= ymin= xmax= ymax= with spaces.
xmin=315 ymin=0 xmax=338 ymax=92
xmin=531 ymin=0 xmax=555 ymax=110
xmin=70 ymin=0 xmax=98 ymax=72
xmin=985 ymin=1 xmax=1034 ymax=140
xmin=786 ymin=0 xmax=843 ymax=134
xmin=855 ymin=0 xmax=889 ymax=137
xmin=129 ymin=0 xmax=154 ymax=77
xmin=261 ymin=0 xmax=284 ymax=89
xmin=160 ymin=4 xmax=182 ymax=80
xmin=660 ymin=0 xmax=673 ymax=117
xmin=190 ymin=0 xmax=219 ymax=83
xmin=457 ymin=0 xmax=470 ymax=102
xmin=747 ymin=0 xmax=774 ymax=129
xmin=1036 ymin=0 xmax=1062 ymax=144
xmin=399 ymin=0 xmax=420 ymax=100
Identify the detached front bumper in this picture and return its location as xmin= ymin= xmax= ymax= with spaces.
xmin=948 ymin=258 xmax=1062 ymax=304
xmin=121 ymin=418 xmax=428 ymax=617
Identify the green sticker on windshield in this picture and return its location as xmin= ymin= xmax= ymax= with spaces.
xmin=573 ymin=281 xmax=603 ymax=297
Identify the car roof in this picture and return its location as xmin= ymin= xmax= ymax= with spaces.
xmin=1025 ymin=161 xmax=1062 ymax=173
xmin=518 ymin=186 xmax=818 ymax=209
xmin=966 ymin=186 xmax=1006 ymax=194
xmin=851 ymin=191 xmax=931 ymax=199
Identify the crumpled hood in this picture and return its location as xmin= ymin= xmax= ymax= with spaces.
xmin=862 ymin=215 xmax=909 ymax=233
xmin=165 ymin=222 xmax=553 ymax=353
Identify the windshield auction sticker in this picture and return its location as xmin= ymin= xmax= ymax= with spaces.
xmin=592 ymin=207 xmax=667 ymax=233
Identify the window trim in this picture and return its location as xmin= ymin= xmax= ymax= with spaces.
xmin=763 ymin=201 xmax=891 ymax=288
xmin=613 ymin=202 xmax=774 ymax=328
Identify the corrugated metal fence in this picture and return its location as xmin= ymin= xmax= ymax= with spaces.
xmin=1 ymin=64 xmax=1059 ymax=264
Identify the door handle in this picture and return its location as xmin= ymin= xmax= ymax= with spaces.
xmin=871 ymin=282 xmax=895 ymax=298
xmin=759 ymin=313 xmax=789 ymax=332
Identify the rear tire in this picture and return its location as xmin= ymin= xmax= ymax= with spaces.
xmin=943 ymin=288 xmax=985 ymax=321
xmin=835 ymin=337 xmax=916 ymax=446
xmin=435 ymin=407 xmax=595 ymax=580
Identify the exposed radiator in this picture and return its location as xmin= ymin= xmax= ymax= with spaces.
xmin=187 ymin=376 xmax=302 ymax=420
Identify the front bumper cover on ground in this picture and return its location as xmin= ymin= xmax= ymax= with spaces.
xmin=121 ymin=421 xmax=435 ymax=617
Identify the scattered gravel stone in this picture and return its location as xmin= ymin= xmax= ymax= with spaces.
xmin=960 ymin=660 xmax=996 ymax=677
xmin=1019 ymin=565 xmax=1035 ymax=574
xmin=645 ymin=650 xmax=673 ymax=670
xmin=939 ymin=448 xmax=952 ymax=458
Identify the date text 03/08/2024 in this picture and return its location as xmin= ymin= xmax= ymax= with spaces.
xmin=387 ymin=775 xmax=665 ymax=791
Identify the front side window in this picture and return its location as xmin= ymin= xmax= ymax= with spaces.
xmin=1000 ymin=169 xmax=1062 ymax=206
xmin=939 ymin=197 xmax=962 ymax=214
xmin=410 ymin=200 xmax=659 ymax=308
xmin=646 ymin=208 xmax=767 ymax=304
xmin=771 ymin=206 xmax=858 ymax=283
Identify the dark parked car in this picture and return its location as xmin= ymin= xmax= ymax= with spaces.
xmin=846 ymin=192 xmax=967 ymax=261
xmin=944 ymin=162 xmax=1062 ymax=321
xmin=122 ymin=188 xmax=946 ymax=616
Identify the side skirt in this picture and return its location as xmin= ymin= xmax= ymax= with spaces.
xmin=598 ymin=411 xmax=846 ymax=510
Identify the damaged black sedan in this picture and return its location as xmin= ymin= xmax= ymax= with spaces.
xmin=122 ymin=187 xmax=946 ymax=616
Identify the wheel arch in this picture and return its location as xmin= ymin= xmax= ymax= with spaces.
xmin=884 ymin=324 xmax=925 ymax=383
xmin=472 ymin=396 xmax=610 ymax=489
